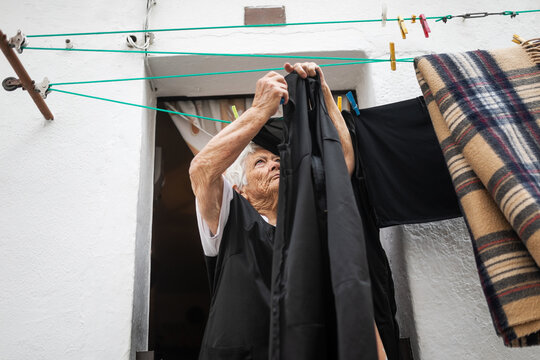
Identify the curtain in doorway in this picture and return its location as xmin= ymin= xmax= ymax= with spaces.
xmin=165 ymin=94 xmax=346 ymax=154
xmin=165 ymin=98 xmax=284 ymax=154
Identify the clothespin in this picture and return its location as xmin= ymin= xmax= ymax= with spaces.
xmin=381 ymin=3 xmax=388 ymax=27
xmin=231 ymin=105 xmax=239 ymax=119
xmin=0 ymin=29 xmax=54 ymax=120
xmin=346 ymin=91 xmax=360 ymax=116
xmin=419 ymin=14 xmax=431 ymax=38
xmin=512 ymin=34 xmax=525 ymax=45
xmin=389 ymin=42 xmax=396 ymax=71
xmin=397 ymin=16 xmax=408 ymax=39
xmin=337 ymin=96 xmax=342 ymax=112
xmin=411 ymin=15 xmax=417 ymax=23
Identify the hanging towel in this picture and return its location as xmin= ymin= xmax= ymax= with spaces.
xmin=344 ymin=97 xmax=461 ymax=228
xmin=270 ymin=72 xmax=377 ymax=359
xmin=414 ymin=40 xmax=540 ymax=347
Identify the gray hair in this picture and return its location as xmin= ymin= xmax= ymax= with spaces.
xmin=224 ymin=142 xmax=262 ymax=190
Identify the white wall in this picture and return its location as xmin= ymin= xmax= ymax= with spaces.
xmin=0 ymin=1 xmax=152 ymax=359
xmin=0 ymin=0 xmax=538 ymax=359
xmin=148 ymin=1 xmax=539 ymax=359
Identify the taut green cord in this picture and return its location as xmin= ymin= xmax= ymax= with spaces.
xmin=25 ymin=17 xmax=436 ymax=38
xmin=48 ymin=59 xmax=414 ymax=87
xmin=24 ymin=10 xmax=540 ymax=38
xmin=49 ymin=88 xmax=231 ymax=123
xmin=514 ymin=9 xmax=540 ymax=13
xmin=434 ymin=9 xmax=540 ymax=22
xmin=23 ymin=46 xmax=413 ymax=63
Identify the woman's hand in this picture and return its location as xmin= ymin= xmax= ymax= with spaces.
xmin=284 ymin=62 xmax=327 ymax=86
xmin=251 ymin=71 xmax=289 ymax=118
xmin=284 ymin=62 xmax=355 ymax=175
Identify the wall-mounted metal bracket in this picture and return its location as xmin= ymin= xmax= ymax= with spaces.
xmin=8 ymin=30 xmax=27 ymax=54
xmin=2 ymin=77 xmax=49 ymax=98
xmin=35 ymin=77 xmax=50 ymax=99
xmin=0 ymin=29 xmax=54 ymax=120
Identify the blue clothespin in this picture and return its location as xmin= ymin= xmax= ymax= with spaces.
xmin=346 ymin=91 xmax=360 ymax=116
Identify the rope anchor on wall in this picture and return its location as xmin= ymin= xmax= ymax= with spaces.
xmin=0 ymin=29 xmax=53 ymax=120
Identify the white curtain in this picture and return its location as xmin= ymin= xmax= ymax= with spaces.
xmin=166 ymin=94 xmax=346 ymax=154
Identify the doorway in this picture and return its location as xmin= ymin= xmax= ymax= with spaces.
xmin=149 ymin=108 xmax=210 ymax=360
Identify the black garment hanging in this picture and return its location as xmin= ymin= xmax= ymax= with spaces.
xmin=255 ymin=97 xmax=460 ymax=227
xmin=344 ymin=111 xmax=401 ymax=360
xmin=253 ymin=117 xmax=283 ymax=156
xmin=199 ymin=191 xmax=275 ymax=360
xmin=270 ymin=73 xmax=377 ymax=360
xmin=348 ymin=97 xmax=461 ymax=227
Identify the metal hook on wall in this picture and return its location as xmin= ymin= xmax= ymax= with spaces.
xmin=0 ymin=29 xmax=54 ymax=120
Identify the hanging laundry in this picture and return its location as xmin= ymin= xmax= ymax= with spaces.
xmin=252 ymin=116 xmax=284 ymax=156
xmin=270 ymin=72 xmax=378 ymax=359
xmin=343 ymin=109 xmax=403 ymax=360
xmin=256 ymin=96 xmax=462 ymax=359
xmin=198 ymin=190 xmax=275 ymax=359
xmin=415 ymin=40 xmax=540 ymax=347
xmin=344 ymin=97 xmax=461 ymax=228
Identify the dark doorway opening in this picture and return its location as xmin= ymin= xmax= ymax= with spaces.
xmin=149 ymin=108 xmax=210 ymax=360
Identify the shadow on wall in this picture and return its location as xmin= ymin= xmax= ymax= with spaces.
xmin=381 ymin=225 xmax=419 ymax=360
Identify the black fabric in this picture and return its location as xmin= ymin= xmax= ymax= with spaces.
xmin=269 ymin=73 xmax=377 ymax=360
xmin=252 ymin=117 xmax=284 ymax=156
xmin=350 ymin=97 xmax=461 ymax=227
xmin=344 ymin=111 xmax=401 ymax=360
xmin=200 ymin=191 xmax=275 ymax=360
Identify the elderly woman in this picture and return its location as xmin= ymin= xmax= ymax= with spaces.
xmin=190 ymin=62 xmax=385 ymax=359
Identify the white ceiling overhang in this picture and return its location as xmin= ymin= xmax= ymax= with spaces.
xmin=146 ymin=50 xmax=371 ymax=98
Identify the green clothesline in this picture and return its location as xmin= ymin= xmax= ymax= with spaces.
xmin=23 ymin=46 xmax=414 ymax=63
xmin=47 ymin=60 xmax=413 ymax=87
xmin=31 ymin=8 xmax=539 ymax=122
xmin=25 ymin=10 xmax=539 ymax=38
xmin=49 ymin=88 xmax=231 ymax=123
xmin=23 ymin=17 xmax=441 ymax=38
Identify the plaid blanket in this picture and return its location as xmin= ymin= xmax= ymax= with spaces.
xmin=415 ymin=40 xmax=540 ymax=347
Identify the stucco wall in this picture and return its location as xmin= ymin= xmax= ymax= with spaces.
xmin=0 ymin=0 xmax=538 ymax=359
xmin=0 ymin=1 xmax=152 ymax=359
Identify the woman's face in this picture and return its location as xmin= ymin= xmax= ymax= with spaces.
xmin=241 ymin=148 xmax=280 ymax=203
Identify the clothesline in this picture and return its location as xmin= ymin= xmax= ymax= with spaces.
xmin=49 ymin=88 xmax=231 ymax=123
xmin=22 ymin=46 xmax=414 ymax=63
xmin=7 ymin=8 xmax=539 ymax=121
xmin=46 ymin=60 xmax=413 ymax=87
xmin=46 ymin=57 xmax=415 ymax=121
xmin=24 ymin=9 xmax=539 ymax=38
xmin=48 ymin=55 xmax=381 ymax=124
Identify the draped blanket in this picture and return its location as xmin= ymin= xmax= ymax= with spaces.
xmin=414 ymin=40 xmax=540 ymax=347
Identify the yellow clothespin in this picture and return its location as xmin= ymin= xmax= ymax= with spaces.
xmin=397 ymin=16 xmax=408 ymax=39
xmin=390 ymin=42 xmax=396 ymax=71
xmin=411 ymin=15 xmax=417 ymax=23
xmin=232 ymin=105 xmax=239 ymax=119
xmin=337 ymin=96 xmax=342 ymax=111
xmin=512 ymin=34 xmax=525 ymax=45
